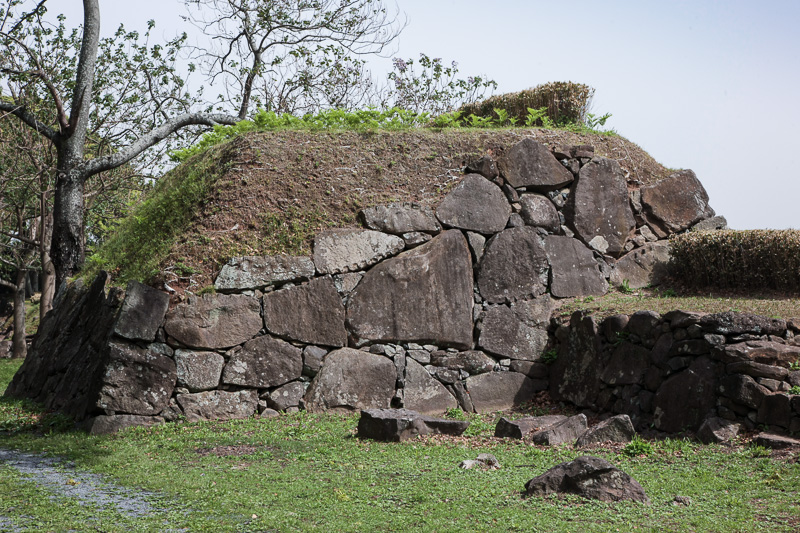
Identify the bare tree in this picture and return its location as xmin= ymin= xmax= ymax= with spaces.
xmin=0 ymin=0 xmax=239 ymax=288
xmin=184 ymin=0 xmax=404 ymax=118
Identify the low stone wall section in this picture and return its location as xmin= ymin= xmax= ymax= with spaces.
xmin=5 ymin=137 xmax=747 ymax=433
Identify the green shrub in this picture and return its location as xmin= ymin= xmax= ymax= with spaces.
xmin=669 ymin=230 xmax=800 ymax=291
xmin=458 ymin=81 xmax=596 ymax=127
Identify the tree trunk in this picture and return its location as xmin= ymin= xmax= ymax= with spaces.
xmin=51 ymin=171 xmax=86 ymax=289
xmin=12 ymin=269 xmax=27 ymax=359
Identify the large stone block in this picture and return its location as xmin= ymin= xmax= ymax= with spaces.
xmin=641 ymin=170 xmax=714 ymax=234
xmin=214 ymin=255 xmax=315 ymax=292
xmin=653 ymin=357 xmax=718 ymax=432
xmin=359 ymin=203 xmax=441 ymax=235
xmin=164 ymin=293 xmax=262 ymax=349
xmin=435 ymin=174 xmax=511 ymax=234
xmin=519 ymin=194 xmax=560 ymax=232
xmin=544 ymin=235 xmax=608 ymax=298
xmin=402 ymin=359 xmax=457 ymax=415
xmin=346 ymin=230 xmax=474 ymax=349
xmin=525 ymin=456 xmax=649 ymax=503
xmin=549 ymin=312 xmax=602 ymax=408
xmin=477 ymin=227 xmax=549 ymax=304
xmin=466 ymin=372 xmax=543 ymax=413
xmin=530 ymin=414 xmax=588 ymax=445
xmin=575 ymin=415 xmax=636 ymax=447
xmin=96 ymin=341 xmax=177 ymax=416
xmin=174 ymin=349 xmax=225 ymax=392
xmin=478 ymin=305 xmax=549 ymax=361
xmin=600 ymin=342 xmax=650 ymax=385
xmin=304 ymin=348 xmax=396 ymax=412
xmin=357 ymin=409 xmax=469 ymax=442
xmin=609 ymin=242 xmax=671 ymax=289
xmin=222 ymin=335 xmax=303 ymax=389
xmin=112 ymin=281 xmax=170 ymax=342
xmin=564 ymin=157 xmax=635 ymax=255
xmin=263 ymin=276 xmax=347 ymax=347
xmin=494 ymin=415 xmax=567 ymax=439
xmin=497 ymin=138 xmax=574 ymax=191
xmin=430 ymin=350 xmax=496 ymax=375
xmin=176 ymin=390 xmax=258 ymax=422
xmin=313 ymin=229 xmax=404 ymax=275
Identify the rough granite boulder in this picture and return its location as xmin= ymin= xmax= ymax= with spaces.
xmin=494 ymin=415 xmax=568 ymax=439
xmin=478 ymin=305 xmax=549 ymax=361
xmin=262 ymin=276 xmax=347 ymax=347
xmin=519 ymin=194 xmax=560 ymax=232
xmin=214 ymin=255 xmax=315 ymax=292
xmin=564 ymin=157 xmax=635 ymax=255
xmin=164 ymin=293 xmax=262 ymax=349
xmin=357 ymin=409 xmax=469 ymax=442
xmin=359 ymin=203 xmax=441 ymax=235
xmin=575 ymin=415 xmax=636 ymax=447
xmin=304 ymin=348 xmax=396 ymax=412
xmin=112 ymin=281 xmax=170 ymax=342
xmin=641 ymin=170 xmax=714 ymax=234
xmin=95 ymin=341 xmax=177 ymax=416
xmin=700 ymin=313 xmax=787 ymax=337
xmin=609 ymin=242 xmax=671 ymax=289
xmin=435 ymin=174 xmax=511 ymax=234
xmin=268 ymin=381 xmax=307 ymax=411
xmin=176 ymin=389 xmax=258 ymax=422
xmin=174 ymin=349 xmax=225 ymax=392
xmin=477 ymin=227 xmax=549 ymax=304
xmin=696 ymin=417 xmax=742 ymax=444
xmin=530 ymin=414 xmax=588 ymax=445
xmin=544 ymin=235 xmax=608 ymax=298
xmin=497 ymin=138 xmax=574 ymax=191
xmin=346 ymin=230 xmax=474 ymax=349
xmin=222 ymin=335 xmax=303 ymax=389
xmin=466 ymin=372 xmax=543 ymax=413
xmin=313 ymin=228 xmax=404 ymax=275
xmin=525 ymin=456 xmax=649 ymax=503
xmin=402 ymin=359 xmax=458 ymax=415
xmin=600 ymin=342 xmax=651 ymax=385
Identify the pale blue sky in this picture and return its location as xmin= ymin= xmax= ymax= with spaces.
xmin=48 ymin=0 xmax=800 ymax=229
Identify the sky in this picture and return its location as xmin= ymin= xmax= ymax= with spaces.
xmin=46 ymin=0 xmax=800 ymax=230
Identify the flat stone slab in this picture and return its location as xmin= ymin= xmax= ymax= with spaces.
xmin=498 ymin=138 xmax=574 ymax=191
xmin=565 ymin=157 xmax=635 ymax=256
xmin=609 ymin=242 xmax=671 ymax=289
xmin=641 ymin=169 xmax=713 ymax=234
xmin=495 ymin=415 xmax=567 ymax=439
xmin=346 ymin=230 xmax=474 ymax=349
xmin=304 ymin=348 xmax=396 ymax=413
xmin=466 ymin=372 xmax=543 ymax=413
xmin=263 ymin=276 xmax=347 ymax=347
xmin=313 ymin=228 xmax=404 ymax=275
xmin=477 ymin=227 xmax=549 ymax=304
xmin=430 ymin=350 xmax=496 ymax=375
xmin=357 ymin=408 xmax=469 ymax=442
xmin=753 ymin=432 xmax=800 ymax=449
xmin=214 ymin=255 xmax=315 ymax=292
xmin=176 ymin=389 xmax=258 ymax=422
xmin=222 ymin=334 xmax=303 ymax=389
xmin=575 ymin=415 xmax=636 ymax=447
xmin=402 ymin=359 xmax=457 ymax=415
xmin=359 ymin=203 xmax=441 ymax=234
xmin=530 ymin=414 xmax=588 ymax=445
xmin=112 ymin=281 xmax=170 ymax=342
xmin=545 ymin=235 xmax=608 ymax=298
xmin=164 ymin=293 xmax=262 ymax=349
xmin=525 ymin=455 xmax=649 ymax=503
xmin=435 ymin=174 xmax=511 ymax=234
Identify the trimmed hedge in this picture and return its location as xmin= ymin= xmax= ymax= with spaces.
xmin=458 ymin=81 xmax=594 ymax=126
xmin=669 ymin=230 xmax=800 ymax=290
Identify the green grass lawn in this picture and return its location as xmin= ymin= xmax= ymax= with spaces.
xmin=1 ymin=360 xmax=799 ymax=532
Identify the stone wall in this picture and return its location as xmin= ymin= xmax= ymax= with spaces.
xmin=6 ymin=136 xmax=751 ymax=434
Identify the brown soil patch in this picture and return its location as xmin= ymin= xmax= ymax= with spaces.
xmin=195 ymin=444 xmax=264 ymax=458
xmin=158 ymin=128 xmax=669 ymax=292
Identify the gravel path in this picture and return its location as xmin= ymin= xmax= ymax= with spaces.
xmin=0 ymin=447 xmax=183 ymax=531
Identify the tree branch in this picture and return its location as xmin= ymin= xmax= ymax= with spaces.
xmin=83 ymin=112 xmax=238 ymax=177
xmin=0 ymin=101 xmax=58 ymax=141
